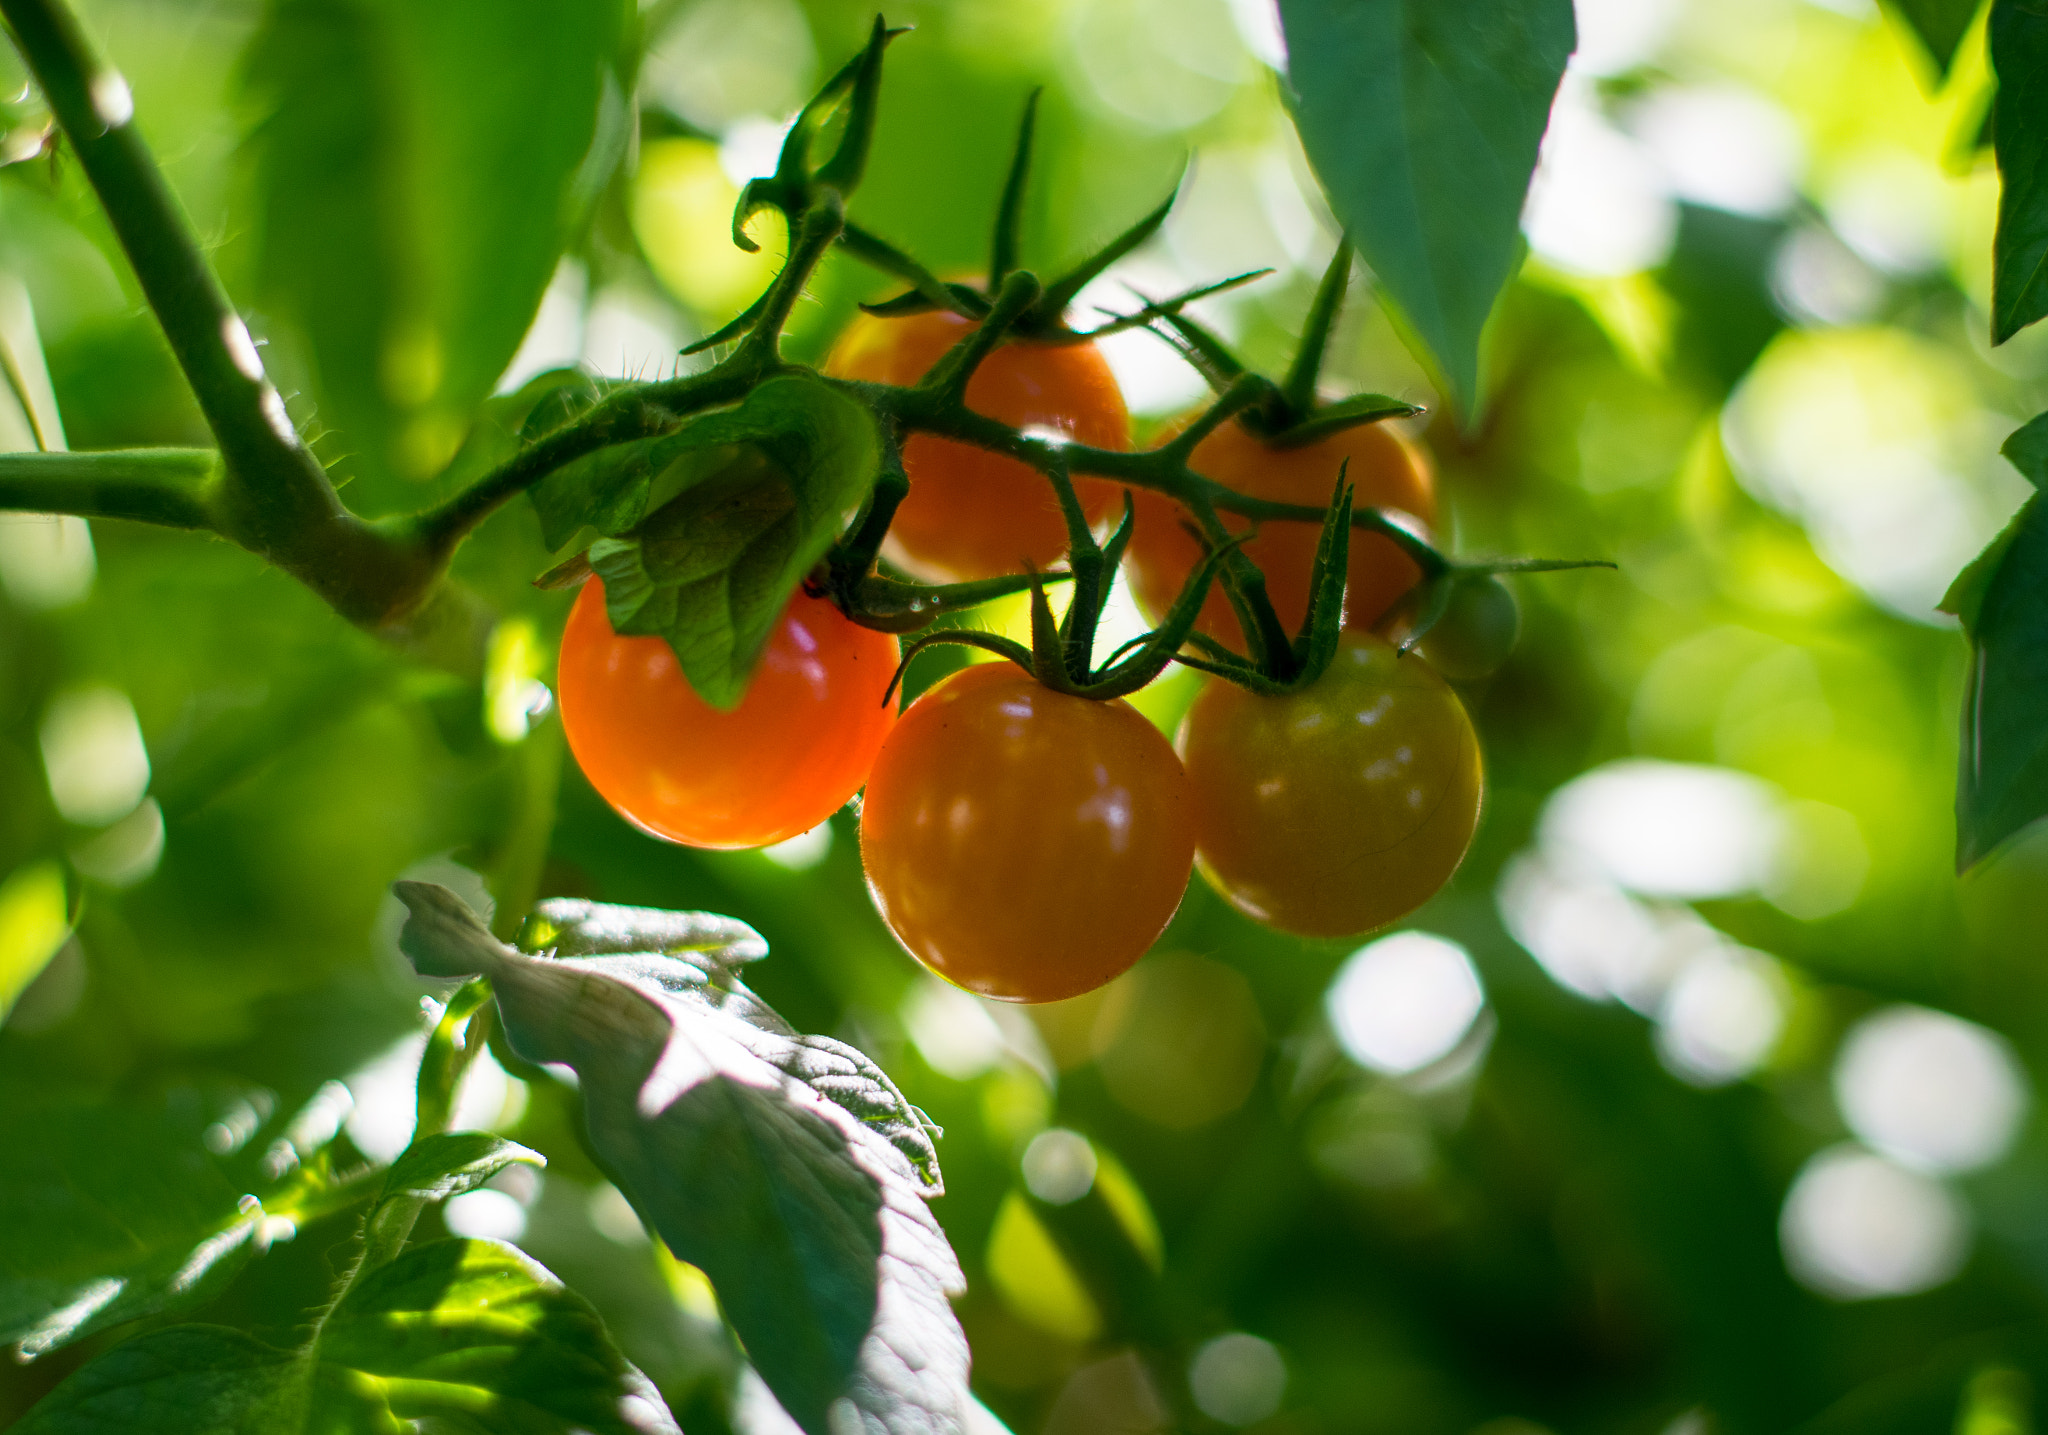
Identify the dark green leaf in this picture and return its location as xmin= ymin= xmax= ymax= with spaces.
xmin=241 ymin=0 xmax=630 ymax=502
xmin=15 ymin=1241 xmax=676 ymax=1434
xmin=1992 ymin=0 xmax=2048 ymax=343
xmin=1882 ymin=0 xmax=1987 ymax=80
xmin=2001 ymin=408 xmax=2048 ymax=488
xmin=1955 ymin=493 xmax=2048 ymax=866
xmin=1279 ymin=0 xmax=1575 ymax=415
xmin=377 ymin=1131 xmax=543 ymax=1205
xmin=557 ymin=375 xmax=881 ymax=709
xmin=1939 ymin=503 xmax=2030 ymax=636
xmin=0 ymin=1091 xmax=305 ymax=1359
xmin=12 ymin=1328 xmax=304 ymax=1434
xmin=391 ymin=882 xmax=967 ymax=1435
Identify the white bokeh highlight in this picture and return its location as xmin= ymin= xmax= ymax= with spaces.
xmin=1022 ymin=1129 xmax=1098 ymax=1206
xmin=1631 ymin=84 xmax=1803 ymax=217
xmin=1781 ymin=1145 xmax=1969 ymax=1300
xmin=1537 ymin=759 xmax=1785 ymax=901
xmin=1325 ymin=932 xmax=1486 ymax=1076
xmin=444 ymin=1188 xmax=529 ymax=1244
xmin=1655 ymin=946 xmax=1787 ymax=1086
xmin=39 ymin=684 xmax=150 ymax=828
xmin=1833 ymin=1006 xmax=2029 ymax=1175
xmin=1189 ymin=1332 xmax=1287 ymax=1426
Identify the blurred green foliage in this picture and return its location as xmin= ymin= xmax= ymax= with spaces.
xmin=7 ymin=0 xmax=2048 ymax=1432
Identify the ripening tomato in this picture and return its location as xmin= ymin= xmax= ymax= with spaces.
xmin=1177 ymin=633 xmax=1481 ymax=938
xmin=558 ymin=578 xmax=898 ymax=849
xmin=859 ymin=662 xmax=1194 ymax=1002
xmin=1415 ymin=574 xmax=1520 ymax=681
xmin=823 ymin=308 xmax=1128 ymax=584
xmin=1124 ymin=417 xmax=1436 ymax=650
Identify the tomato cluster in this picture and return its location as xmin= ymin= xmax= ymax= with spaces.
xmin=556 ymin=307 xmax=1492 ymax=1003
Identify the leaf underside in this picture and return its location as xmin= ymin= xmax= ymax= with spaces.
xmin=393 ymin=882 xmax=969 ymax=1435
xmin=531 ymin=374 xmax=884 ymax=709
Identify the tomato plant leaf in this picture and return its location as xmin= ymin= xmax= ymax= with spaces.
xmin=14 ymin=1241 xmax=676 ymax=1434
xmin=1277 ymin=0 xmax=1575 ymax=416
xmin=0 ymin=1091 xmax=324 ymax=1360
xmin=1999 ymin=408 xmax=2048 ymax=489
xmin=376 ymin=1131 xmax=543 ymax=1205
xmin=550 ymin=375 xmax=882 ymax=709
xmin=1955 ymin=492 xmax=2048 ymax=867
xmin=1992 ymin=0 xmax=2048 ymax=343
xmin=1882 ymin=0 xmax=1987 ymax=81
xmin=240 ymin=0 xmax=631 ymax=502
xmin=392 ymin=881 xmax=966 ymax=1435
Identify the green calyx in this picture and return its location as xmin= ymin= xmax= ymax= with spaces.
xmin=1151 ymin=240 xmax=1422 ymax=447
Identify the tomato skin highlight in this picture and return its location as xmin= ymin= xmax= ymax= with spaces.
xmin=859 ymin=663 xmax=1195 ymax=1002
xmin=824 ymin=308 xmax=1128 ymax=583
xmin=1124 ymin=417 xmax=1436 ymax=649
xmin=1177 ymin=633 xmax=1481 ymax=938
xmin=557 ymin=579 xmax=899 ymax=849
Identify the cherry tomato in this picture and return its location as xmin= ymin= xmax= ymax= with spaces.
xmin=1123 ymin=417 xmax=1436 ymax=650
xmin=824 ymin=308 xmax=1128 ymax=584
xmin=1176 ymin=633 xmax=1481 ymax=938
xmin=1415 ymin=574 xmax=1520 ymax=681
xmin=558 ymin=578 xmax=898 ymax=849
xmin=859 ymin=662 xmax=1194 ymax=1002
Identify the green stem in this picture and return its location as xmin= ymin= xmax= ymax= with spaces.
xmin=411 ymin=371 xmax=751 ymax=553
xmin=1 ymin=0 xmax=321 ymax=514
xmin=0 ymin=448 xmax=220 ymax=529
xmin=0 ymin=0 xmax=449 ymax=630
xmin=862 ymin=382 xmax=1449 ymax=576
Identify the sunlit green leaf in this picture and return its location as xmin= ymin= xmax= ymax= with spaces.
xmin=0 ymin=861 xmax=69 ymax=1024
xmin=14 ymin=1240 xmax=676 ymax=1434
xmin=392 ymin=882 xmax=966 ymax=1435
xmin=1955 ymin=492 xmax=2048 ymax=866
xmin=0 ymin=1092 xmax=288 ymax=1359
xmin=377 ymin=1130 xmax=543 ymax=1205
xmin=1278 ymin=0 xmax=1574 ymax=415
xmin=547 ymin=375 xmax=881 ymax=709
xmin=1992 ymin=0 xmax=2048 ymax=343
xmin=241 ymin=0 xmax=631 ymax=503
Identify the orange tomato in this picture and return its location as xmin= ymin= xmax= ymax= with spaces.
xmin=859 ymin=663 xmax=1194 ymax=1001
xmin=1123 ymin=417 xmax=1436 ymax=650
xmin=824 ymin=308 xmax=1128 ymax=583
xmin=558 ymin=579 xmax=898 ymax=849
xmin=1176 ymin=632 xmax=1481 ymax=938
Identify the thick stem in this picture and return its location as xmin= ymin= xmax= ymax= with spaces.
xmin=1 ymin=0 xmax=449 ymax=630
xmin=0 ymin=448 xmax=221 ymax=529
xmin=1 ymin=0 xmax=330 ymax=517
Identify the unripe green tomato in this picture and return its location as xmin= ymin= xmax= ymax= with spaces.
xmin=1417 ymin=575 xmax=1520 ymax=681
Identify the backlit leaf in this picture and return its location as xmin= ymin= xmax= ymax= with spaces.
xmin=0 ymin=1091 xmax=300 ymax=1359
xmin=1278 ymin=0 xmax=1574 ymax=416
xmin=240 ymin=0 xmax=631 ymax=503
xmin=537 ymin=374 xmax=882 ymax=709
xmin=15 ymin=1241 xmax=676 ymax=1434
